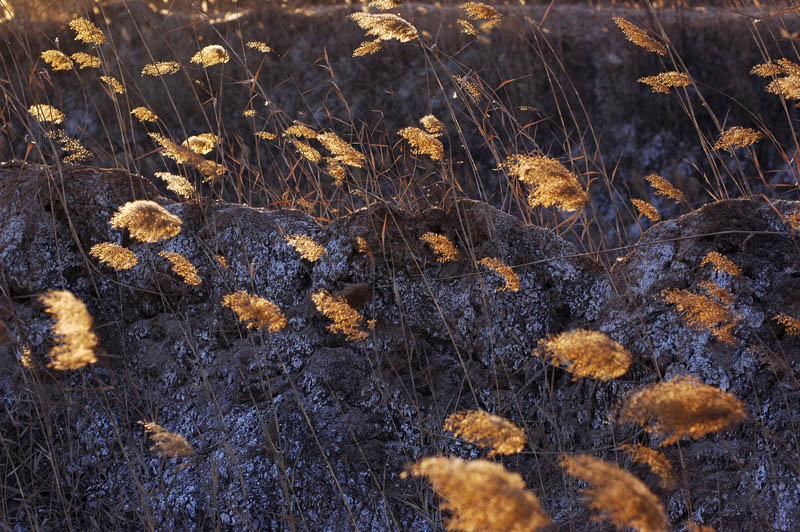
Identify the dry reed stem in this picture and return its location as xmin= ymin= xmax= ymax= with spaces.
xmin=110 ymin=200 xmax=182 ymax=243
xmin=420 ymin=232 xmax=458 ymax=262
xmin=560 ymin=454 xmax=668 ymax=532
xmin=90 ymin=242 xmax=138 ymax=270
xmin=536 ymin=329 xmax=632 ymax=381
xmin=158 ymin=251 xmax=201 ymax=286
xmin=138 ymin=421 xmax=195 ymax=458
xmin=222 ymin=291 xmax=287 ymax=332
xmin=40 ymin=290 xmax=99 ymax=370
xmin=443 ymin=410 xmax=526 ymax=457
xmin=618 ymin=444 xmax=679 ymax=489
xmin=618 ymin=375 xmax=747 ymax=446
xmin=404 ymin=457 xmax=551 ymax=532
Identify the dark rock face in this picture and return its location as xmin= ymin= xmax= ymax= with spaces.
xmin=1 ymin=162 xmax=798 ymax=531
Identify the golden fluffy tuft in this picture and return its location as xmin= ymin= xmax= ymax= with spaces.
xmin=661 ymin=282 xmax=740 ymax=344
xmin=155 ymin=172 xmax=195 ymax=199
xmin=190 ymin=45 xmax=229 ymax=67
xmin=638 ymin=71 xmax=691 ymax=93
xmin=110 ymin=200 xmax=182 ymax=243
xmin=619 ymin=444 xmax=679 ymax=489
xmin=70 ymin=52 xmax=101 ymax=69
xmin=632 ymin=199 xmax=661 ymax=221
xmin=505 ymin=154 xmax=588 ymax=211
xmin=222 ymin=291 xmax=287 ymax=332
xmin=311 ymin=290 xmax=370 ymax=341
xmin=158 ymin=251 xmax=201 ymax=286
xmin=443 ymin=410 xmax=526 ymax=457
xmin=69 ymin=17 xmax=105 ymax=45
xmin=644 ymin=173 xmax=684 ymax=202
xmin=131 ymin=107 xmax=159 ymax=123
xmin=90 ymin=242 xmax=138 ymax=271
xmin=41 ymin=49 xmax=73 ymax=70
xmin=398 ymin=126 xmax=444 ymax=161
xmin=613 ymin=17 xmax=667 ymax=55
xmin=286 ymin=234 xmax=326 ymax=262
xmin=141 ymin=61 xmax=181 ymax=76
xmin=700 ymin=252 xmax=742 ymax=276
xmin=29 ymin=104 xmax=64 ymax=124
xmin=138 ymin=421 xmax=195 ymax=458
xmin=713 ymin=127 xmax=763 ymax=150
xmin=420 ymin=232 xmax=458 ymax=262
xmin=40 ymin=290 xmax=99 ymax=370
xmin=479 ymin=257 xmax=520 ymax=292
xmin=535 ymin=329 xmax=632 ymax=381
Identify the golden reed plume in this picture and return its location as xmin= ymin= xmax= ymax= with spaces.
xmin=398 ymin=126 xmax=444 ymax=161
xmin=404 ymin=457 xmax=550 ymax=532
xmin=155 ymin=172 xmax=196 ymax=199
xmin=90 ymin=242 xmax=138 ymax=270
xmin=110 ymin=200 xmax=182 ymax=243
xmin=632 ymin=199 xmax=661 ymax=222
xmin=504 ymin=154 xmax=588 ymax=211
xmin=443 ymin=410 xmax=526 ymax=457
xmin=661 ymin=281 xmax=740 ymax=344
xmin=638 ymin=71 xmax=691 ymax=94
xmin=700 ymin=252 xmax=742 ymax=276
xmin=613 ymin=17 xmax=667 ymax=55
xmin=138 ymin=421 xmax=195 ymax=458
xmin=286 ymin=234 xmax=326 ymax=262
xmin=535 ymin=329 xmax=632 ymax=381
xmin=560 ymin=453 xmax=668 ymax=532
xmin=71 ymin=52 xmax=100 ymax=69
xmin=479 ymin=257 xmax=520 ymax=292
xmin=41 ymin=49 xmax=73 ymax=70
xmin=459 ymin=2 xmax=503 ymax=31
xmin=158 ymin=251 xmax=201 ymax=286
xmin=40 ymin=290 xmax=99 ymax=370
xmin=190 ymin=45 xmax=229 ymax=67
xmin=618 ymin=444 xmax=679 ymax=489
xmin=222 ymin=291 xmax=287 ymax=332
xmin=311 ymin=290 xmax=370 ymax=341
xmin=713 ymin=127 xmax=762 ymax=150
xmin=29 ymin=104 xmax=64 ymax=124
xmin=141 ymin=61 xmax=181 ymax=76
xmin=617 ymin=375 xmax=747 ymax=446
xmin=69 ymin=17 xmax=105 ymax=45
xmin=645 ymin=173 xmax=684 ymax=202
xmin=420 ymin=232 xmax=459 ymax=262
xmin=131 ymin=107 xmax=159 ymax=123
xmin=774 ymin=313 xmax=800 ymax=336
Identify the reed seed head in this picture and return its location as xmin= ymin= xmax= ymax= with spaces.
xmin=222 ymin=291 xmax=287 ymax=332
xmin=504 ymin=154 xmax=589 ymax=211
xmin=311 ymin=289 xmax=369 ymax=341
xmin=246 ymin=41 xmax=272 ymax=53
xmin=317 ymin=132 xmax=365 ymax=168
xmin=419 ymin=114 xmax=445 ymax=136
xmin=638 ymin=71 xmax=691 ymax=93
xmin=478 ymin=256 xmax=520 ymax=292
xmin=632 ymin=199 xmax=661 ymax=221
xmin=182 ymin=133 xmax=220 ymax=155
xmin=41 ymin=49 xmax=73 ymax=70
xmin=459 ymin=2 xmax=503 ymax=30
xmin=773 ymin=313 xmax=800 ymax=336
xmin=40 ymin=290 xmax=99 ymax=370
xmin=536 ymin=329 xmax=632 ymax=381
xmin=661 ymin=283 xmax=740 ymax=344
xmin=286 ymin=234 xmax=326 ymax=262
xmin=700 ymin=252 xmax=741 ymax=276
xmin=618 ymin=375 xmax=747 ymax=446
xmin=404 ymin=457 xmax=551 ymax=532
xmin=713 ymin=127 xmax=763 ymax=150
xmin=110 ymin=200 xmax=182 ymax=243
xmin=29 ymin=104 xmax=64 ymax=124
xmin=139 ymin=421 xmax=195 ymax=458
xmin=349 ymin=13 xmax=419 ymax=43
xmin=155 ymin=172 xmax=195 ymax=199
xmin=420 ymin=232 xmax=458 ymax=262
xmin=613 ymin=17 xmax=667 ymax=55
xmin=618 ymin=444 xmax=679 ymax=489
xmin=191 ymin=45 xmax=229 ymax=67
xmin=99 ymin=75 xmax=125 ymax=94
xmin=69 ymin=17 xmax=105 ymax=45
xmin=90 ymin=242 xmax=138 ymax=270
xmin=131 ymin=107 xmax=159 ymax=123
xmin=560 ymin=453 xmax=668 ymax=532
xmin=142 ymin=61 xmax=181 ymax=76
xmin=71 ymin=52 xmax=101 ymax=69
xmin=644 ymin=173 xmax=684 ymax=202
xmin=443 ymin=410 xmax=526 ymax=457
xmin=353 ymin=39 xmax=384 ymax=56
xmin=398 ymin=126 xmax=444 ymax=161
xmin=158 ymin=251 xmax=201 ymax=286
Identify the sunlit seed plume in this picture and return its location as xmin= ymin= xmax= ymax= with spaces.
xmin=368 ymin=0 xmax=401 ymax=10
xmin=155 ymin=172 xmax=195 ymax=199
xmin=222 ymin=291 xmax=287 ymax=332
xmin=182 ymin=133 xmax=220 ymax=155
xmin=71 ymin=52 xmax=101 ymax=69
xmin=454 ymin=75 xmax=483 ymax=102
xmin=504 ymin=154 xmax=589 ymax=211
xmin=751 ymin=62 xmax=783 ymax=77
xmin=255 ymin=131 xmax=277 ymax=141
xmin=191 ymin=44 xmax=229 ymax=67
xmin=286 ymin=234 xmax=326 ymax=262
xmin=99 ymin=75 xmax=125 ymax=94
xmin=700 ymin=252 xmax=741 ymax=276
xmin=284 ymin=124 xmax=317 ymax=139
xmin=246 ymin=41 xmax=272 ymax=53
xmin=688 ymin=524 xmax=716 ymax=532
xmin=478 ymin=257 xmax=520 ymax=292
xmin=618 ymin=444 xmax=679 ymax=489
xmin=131 ymin=106 xmax=158 ymax=123
xmin=40 ymin=290 xmax=99 ymax=370
xmin=326 ymin=163 xmax=346 ymax=183
xmin=158 ymin=251 xmax=201 ymax=286
xmin=353 ymin=39 xmax=384 ymax=56
xmin=141 ymin=61 xmax=181 ymax=76
xmin=349 ymin=13 xmax=419 ymax=44
xmin=20 ymin=347 xmax=33 ymax=370
xmin=644 ymin=173 xmax=684 ymax=202
xmin=90 ymin=242 xmax=138 ymax=270
xmin=355 ymin=236 xmax=374 ymax=262
xmin=560 ymin=454 xmax=668 ymax=532
xmin=766 ymin=76 xmax=800 ymax=100
xmin=216 ymin=254 xmax=228 ymax=269
xmin=398 ymin=126 xmax=444 ymax=161
xmin=138 ymin=421 xmax=195 ymax=458
xmin=317 ymin=132 xmax=365 ymax=168
xmin=457 ymin=19 xmax=479 ymax=37
xmin=773 ymin=313 xmax=800 ymax=336
xmin=638 ymin=71 xmax=691 ymax=94
xmin=632 ymin=199 xmax=661 ymax=221
xmin=618 ymin=375 xmax=747 ymax=446
xmin=403 ymin=457 xmax=551 ymax=532
xmin=41 ymin=49 xmax=73 ymax=70
xmin=243 ymin=109 xmax=257 ymax=118
xmin=613 ymin=17 xmax=667 ymax=55
xmin=459 ymin=2 xmax=502 ymax=30
xmin=419 ymin=114 xmax=445 ymax=136
xmin=420 ymin=232 xmax=458 ymax=262
xmin=110 ymin=200 xmax=182 ymax=243
xmin=696 ymin=280 xmax=734 ymax=306
xmin=536 ymin=329 xmax=632 ymax=381
xmin=289 ymin=138 xmax=323 ymax=163
xmin=443 ymin=410 xmax=526 ymax=457
xmin=713 ymin=126 xmax=763 ymax=150
xmin=661 ymin=283 xmax=740 ymax=344
xmin=149 ymin=133 xmax=224 ymax=180
xmin=69 ymin=17 xmax=105 ymax=45
xmin=60 ymin=136 xmax=92 ymax=163
xmin=311 ymin=290 xmax=369 ymax=341
xmin=29 ymin=104 xmax=64 ymax=124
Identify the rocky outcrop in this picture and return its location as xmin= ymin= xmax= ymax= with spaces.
xmin=1 ymin=161 xmax=798 ymax=531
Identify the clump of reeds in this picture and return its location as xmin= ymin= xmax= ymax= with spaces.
xmin=40 ymin=290 xmax=99 ymax=370
xmin=222 ymin=291 xmax=287 ymax=333
xmin=420 ymin=232 xmax=458 ymax=262
xmin=504 ymin=154 xmax=588 ymax=211
xmin=138 ymin=421 xmax=195 ymax=458
xmin=110 ymin=200 xmax=182 ymax=243
xmin=404 ymin=457 xmax=551 ymax=532
xmin=90 ymin=242 xmax=138 ymax=270
xmin=560 ymin=453 xmax=668 ymax=532
xmin=617 ymin=375 xmax=747 ymax=446
xmin=443 ymin=410 xmax=526 ymax=457
xmin=535 ymin=329 xmax=632 ymax=381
